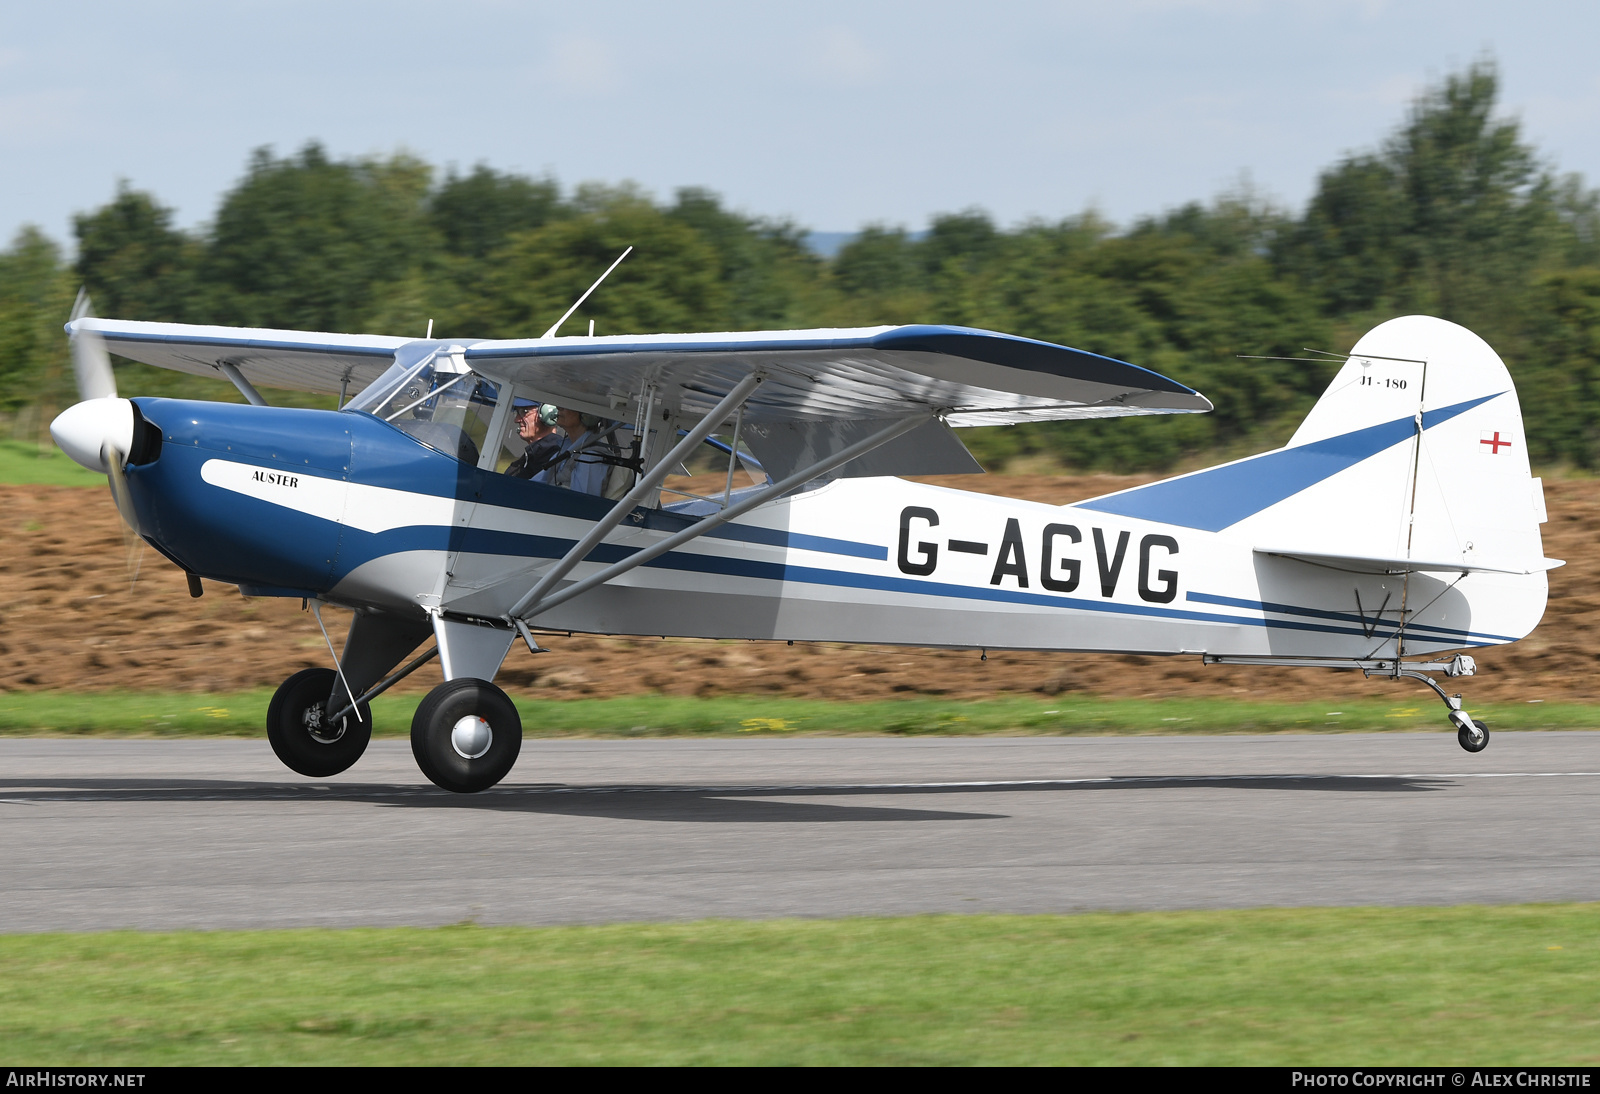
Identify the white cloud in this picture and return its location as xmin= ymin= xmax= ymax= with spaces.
xmin=0 ymin=87 xmax=88 ymax=142
xmin=542 ymin=35 xmax=623 ymax=97
xmin=814 ymin=27 xmax=884 ymax=85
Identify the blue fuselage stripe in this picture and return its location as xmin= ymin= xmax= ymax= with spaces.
xmin=1183 ymin=590 xmax=1513 ymax=644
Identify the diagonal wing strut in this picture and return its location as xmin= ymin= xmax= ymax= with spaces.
xmin=507 ymin=414 xmax=929 ymax=629
xmin=505 ymin=372 xmax=766 ymax=622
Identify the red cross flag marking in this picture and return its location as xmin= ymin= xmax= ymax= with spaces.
xmin=1481 ymin=431 xmax=1513 ymax=454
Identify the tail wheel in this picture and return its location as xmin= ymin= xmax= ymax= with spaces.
xmin=1457 ymin=719 xmax=1489 ymax=753
xmin=266 ymin=668 xmax=372 ymax=777
xmin=411 ymin=678 xmax=522 ymax=793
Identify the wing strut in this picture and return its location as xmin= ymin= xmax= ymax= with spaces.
xmin=508 ymin=414 xmax=930 ymax=626
xmin=504 ymin=372 xmax=766 ymax=621
xmin=218 ymin=361 xmax=268 ymax=406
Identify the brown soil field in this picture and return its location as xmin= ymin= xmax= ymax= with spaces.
xmin=2 ymin=474 xmax=1595 ymax=703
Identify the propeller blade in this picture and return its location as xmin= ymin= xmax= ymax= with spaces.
xmin=103 ymin=442 xmax=146 ymax=590
xmin=104 ymin=443 xmax=140 ymax=536
xmin=69 ymin=289 xmax=117 ymax=402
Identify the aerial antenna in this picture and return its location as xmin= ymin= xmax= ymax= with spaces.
xmin=426 ymin=318 xmax=434 ymax=339
xmin=1237 ymin=354 xmax=1348 ymax=364
xmin=1238 ymin=347 xmax=1355 ymax=364
xmin=541 ymin=246 xmax=632 ymax=339
xmin=1238 ymin=348 xmax=1425 ymax=365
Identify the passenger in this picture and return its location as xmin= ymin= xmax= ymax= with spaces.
xmin=536 ymin=408 xmax=611 ymax=496
xmin=504 ymin=401 xmax=562 ymax=479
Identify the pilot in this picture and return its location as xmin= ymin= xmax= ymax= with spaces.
xmin=536 ymin=407 xmax=611 ymax=496
xmin=504 ymin=401 xmax=562 ymax=479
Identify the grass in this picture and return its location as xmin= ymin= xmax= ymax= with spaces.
xmin=0 ymin=438 xmax=105 ymax=486
xmin=0 ymin=689 xmax=1596 ymax=738
xmin=2 ymin=906 xmax=1598 ymax=1064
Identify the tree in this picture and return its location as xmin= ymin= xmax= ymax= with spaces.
xmin=204 ymin=143 xmax=437 ymax=332
xmin=832 ymin=225 xmax=921 ymax=297
xmin=430 ymin=165 xmax=563 ymax=259
xmin=1283 ymin=60 xmax=1563 ymax=336
xmin=1516 ymin=269 xmax=1600 ymax=467
xmin=666 ymin=187 xmax=824 ymax=330
xmin=73 ymin=184 xmax=200 ymax=322
xmin=448 ymin=185 xmax=728 ymax=339
xmin=0 ymin=227 xmax=74 ymax=424
xmin=921 ymin=208 xmax=999 ymax=279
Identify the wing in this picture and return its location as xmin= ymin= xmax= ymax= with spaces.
xmin=72 ymin=318 xmax=1208 ymax=420
xmin=463 ymin=324 xmax=1210 ymax=427
xmin=473 ymin=325 xmax=1210 ymax=479
xmin=68 ymin=318 xmax=410 ymax=396
xmin=68 ymin=318 xmax=1211 ymax=477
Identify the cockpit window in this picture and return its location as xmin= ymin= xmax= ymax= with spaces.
xmin=345 ymin=346 xmax=498 ymax=464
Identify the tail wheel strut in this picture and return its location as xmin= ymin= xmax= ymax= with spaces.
xmin=1390 ymin=667 xmax=1488 ymax=753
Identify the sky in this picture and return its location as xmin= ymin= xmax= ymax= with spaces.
xmin=4 ymin=1 xmax=1599 ymax=250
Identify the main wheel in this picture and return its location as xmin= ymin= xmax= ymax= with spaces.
xmin=411 ymin=678 xmax=522 ymax=793
xmin=1458 ymin=719 xmax=1489 ymax=753
xmin=266 ymin=668 xmax=372 ymax=777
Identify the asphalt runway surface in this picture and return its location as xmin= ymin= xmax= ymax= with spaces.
xmin=4 ymin=732 xmax=1600 ymax=932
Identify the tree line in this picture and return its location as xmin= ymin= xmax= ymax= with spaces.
xmin=4 ymin=61 xmax=1598 ymax=472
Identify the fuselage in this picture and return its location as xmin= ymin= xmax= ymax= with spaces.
xmin=125 ymin=397 xmax=1544 ymax=661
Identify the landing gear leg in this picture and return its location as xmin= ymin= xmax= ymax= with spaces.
xmin=411 ymin=678 xmax=523 ymax=793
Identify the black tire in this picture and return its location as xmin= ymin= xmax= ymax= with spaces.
xmin=411 ymin=678 xmax=522 ymax=793
xmin=266 ymin=668 xmax=372 ymax=777
xmin=1457 ymin=719 xmax=1490 ymax=753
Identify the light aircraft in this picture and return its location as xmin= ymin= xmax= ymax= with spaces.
xmin=50 ymin=278 xmax=1558 ymax=792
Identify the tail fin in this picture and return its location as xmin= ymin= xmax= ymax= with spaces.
xmin=1255 ymin=315 xmax=1551 ymax=573
xmin=1081 ymin=315 xmax=1555 ymax=576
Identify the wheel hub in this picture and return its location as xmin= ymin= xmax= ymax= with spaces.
xmin=303 ymin=703 xmax=347 ymax=745
xmin=451 ymin=715 xmax=493 ymax=759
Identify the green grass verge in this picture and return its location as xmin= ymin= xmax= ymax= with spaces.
xmin=0 ymin=438 xmax=104 ymax=486
xmin=1 ymin=689 xmax=1596 ymax=738
xmin=4 ymin=907 xmax=1598 ymax=1064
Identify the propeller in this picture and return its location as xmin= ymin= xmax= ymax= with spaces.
xmin=68 ymin=288 xmax=117 ymax=401
xmin=56 ymin=291 xmax=145 ymax=586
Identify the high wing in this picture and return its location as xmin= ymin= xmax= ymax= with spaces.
xmin=69 ymin=318 xmax=1211 ymax=477
xmin=461 ymin=325 xmax=1209 ymax=427
xmin=71 ymin=318 xmax=1208 ymax=421
xmin=70 ymin=318 xmax=411 ymax=396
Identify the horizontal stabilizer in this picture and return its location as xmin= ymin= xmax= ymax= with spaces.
xmin=1254 ymin=546 xmax=1564 ymax=576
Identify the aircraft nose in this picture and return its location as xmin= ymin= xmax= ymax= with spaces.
xmin=50 ymin=397 xmax=135 ymax=474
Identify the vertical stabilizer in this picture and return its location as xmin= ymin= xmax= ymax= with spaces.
xmin=1254 ymin=315 xmax=1546 ymax=572
xmin=1080 ymin=313 xmax=1554 ymax=577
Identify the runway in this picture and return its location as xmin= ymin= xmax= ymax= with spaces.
xmin=4 ymin=732 xmax=1600 ymax=932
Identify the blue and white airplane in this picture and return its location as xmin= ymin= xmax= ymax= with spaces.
xmin=50 ymin=299 xmax=1558 ymax=792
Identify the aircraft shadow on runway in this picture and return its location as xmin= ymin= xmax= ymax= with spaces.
xmin=0 ymin=773 xmax=1453 ymax=823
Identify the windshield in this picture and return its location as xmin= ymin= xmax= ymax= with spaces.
xmin=344 ymin=345 xmax=498 ymax=464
